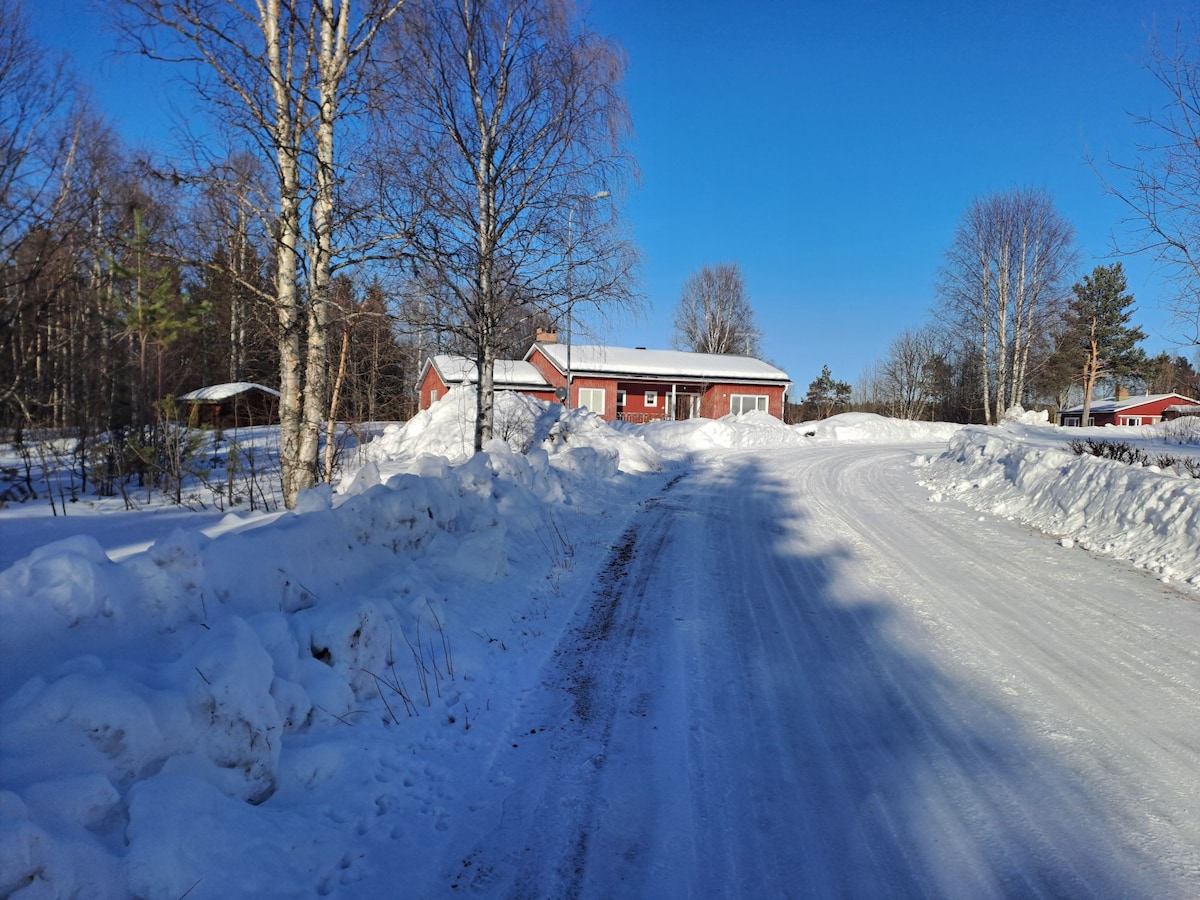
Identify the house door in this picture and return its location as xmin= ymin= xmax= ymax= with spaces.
xmin=674 ymin=393 xmax=699 ymax=421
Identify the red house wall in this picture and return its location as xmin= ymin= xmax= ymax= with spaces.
xmin=570 ymin=376 xmax=618 ymax=418
xmin=1113 ymin=397 xmax=1194 ymax=424
xmin=701 ymin=384 xmax=787 ymax=419
xmin=526 ymin=349 xmax=566 ymax=388
xmin=418 ymin=367 xmax=450 ymax=411
xmin=616 ymin=380 xmax=671 ymax=421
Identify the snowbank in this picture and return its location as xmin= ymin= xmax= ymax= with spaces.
xmin=796 ymin=411 xmax=963 ymax=444
xmin=0 ymin=398 xmax=666 ymax=898
xmin=924 ymin=423 xmax=1200 ymax=587
xmin=634 ymin=409 xmax=806 ymax=453
xmin=353 ymin=387 xmax=661 ymax=477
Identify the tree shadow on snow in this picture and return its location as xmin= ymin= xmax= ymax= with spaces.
xmin=660 ymin=455 xmax=1175 ymax=899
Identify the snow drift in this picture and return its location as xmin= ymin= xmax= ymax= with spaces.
xmin=924 ymin=422 xmax=1200 ymax=586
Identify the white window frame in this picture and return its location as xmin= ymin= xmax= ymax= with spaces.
xmin=578 ymin=387 xmax=606 ymax=414
xmin=616 ymin=390 xmax=626 ymax=407
xmin=1123 ymin=416 xmax=1142 ymax=426
xmin=730 ymin=394 xmax=769 ymax=415
xmin=430 ymin=389 xmax=438 ymax=403
xmin=644 ymin=390 xmax=658 ymax=407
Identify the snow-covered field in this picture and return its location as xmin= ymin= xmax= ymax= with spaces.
xmin=2 ymin=396 xmax=1199 ymax=897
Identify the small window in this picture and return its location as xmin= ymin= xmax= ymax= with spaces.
xmin=1124 ymin=416 xmax=1142 ymax=426
xmin=645 ymin=391 xmax=658 ymax=407
xmin=578 ymin=387 xmax=606 ymax=414
xmin=730 ymin=394 xmax=769 ymax=415
xmin=430 ymin=389 xmax=438 ymax=403
xmin=616 ymin=390 xmax=626 ymax=407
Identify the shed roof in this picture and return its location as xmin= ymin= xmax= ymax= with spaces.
xmin=527 ymin=343 xmax=790 ymax=384
xmin=178 ymin=382 xmax=280 ymax=402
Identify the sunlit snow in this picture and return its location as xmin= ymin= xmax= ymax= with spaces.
xmin=2 ymin=393 xmax=1198 ymax=897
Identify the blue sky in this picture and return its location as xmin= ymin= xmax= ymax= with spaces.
xmin=36 ymin=0 xmax=1198 ymax=390
xmin=587 ymin=0 xmax=1198 ymax=388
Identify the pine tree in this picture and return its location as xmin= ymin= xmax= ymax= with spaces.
xmin=803 ymin=365 xmax=852 ymax=420
xmin=1062 ymin=263 xmax=1146 ymax=423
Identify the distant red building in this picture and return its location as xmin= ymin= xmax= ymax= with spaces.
xmin=418 ymin=356 xmax=556 ymax=411
xmin=418 ymin=342 xmax=792 ymax=422
xmin=1058 ymin=393 xmax=1200 ymax=427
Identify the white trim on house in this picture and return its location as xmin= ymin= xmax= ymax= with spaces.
xmin=730 ymin=394 xmax=770 ymax=415
xmin=527 ymin=343 xmax=790 ymax=386
xmin=577 ymin=387 xmax=606 ymax=414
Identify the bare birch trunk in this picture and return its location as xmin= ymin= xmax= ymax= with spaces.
xmin=263 ymin=0 xmax=306 ymax=509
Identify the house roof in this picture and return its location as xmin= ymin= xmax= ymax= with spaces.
xmin=527 ymin=343 xmax=791 ymax=385
xmin=1059 ymin=393 xmax=1200 ymax=415
xmin=178 ymin=382 xmax=281 ymax=402
xmin=424 ymin=354 xmax=550 ymax=390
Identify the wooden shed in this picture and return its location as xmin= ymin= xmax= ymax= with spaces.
xmin=178 ymin=382 xmax=281 ymax=428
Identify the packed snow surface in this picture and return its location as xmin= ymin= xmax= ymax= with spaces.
xmin=2 ymin=397 xmax=1200 ymax=897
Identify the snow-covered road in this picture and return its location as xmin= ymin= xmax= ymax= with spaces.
xmin=443 ymin=444 xmax=1200 ymax=897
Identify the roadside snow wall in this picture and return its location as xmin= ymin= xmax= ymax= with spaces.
xmin=925 ymin=425 xmax=1200 ymax=588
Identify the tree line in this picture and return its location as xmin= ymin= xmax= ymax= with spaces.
xmin=0 ymin=0 xmax=637 ymax=507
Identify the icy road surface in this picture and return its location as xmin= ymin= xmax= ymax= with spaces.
xmin=435 ymin=444 xmax=1200 ymax=898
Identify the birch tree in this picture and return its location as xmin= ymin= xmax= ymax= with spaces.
xmin=376 ymin=0 xmax=637 ymax=452
xmin=936 ymin=188 xmax=1076 ymax=423
xmin=116 ymin=0 xmax=403 ymax=507
xmin=670 ymin=261 xmax=762 ymax=357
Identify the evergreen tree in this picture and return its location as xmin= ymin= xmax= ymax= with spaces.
xmin=803 ymin=365 xmax=853 ymax=420
xmin=1061 ymin=263 xmax=1146 ymax=423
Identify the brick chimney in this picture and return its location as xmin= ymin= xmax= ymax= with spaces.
xmin=535 ymin=328 xmax=557 ymax=343
xmin=1116 ymin=384 xmax=1130 ymax=401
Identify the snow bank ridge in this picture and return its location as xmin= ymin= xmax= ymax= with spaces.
xmin=929 ymin=425 xmax=1200 ymax=586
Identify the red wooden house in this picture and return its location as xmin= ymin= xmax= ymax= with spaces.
xmin=523 ymin=342 xmax=791 ymax=422
xmin=1057 ymin=393 xmax=1200 ymax=427
xmin=418 ymin=342 xmax=792 ymax=422
xmin=417 ymin=355 xmax=556 ymax=411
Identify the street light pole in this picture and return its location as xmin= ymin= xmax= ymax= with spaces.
xmin=565 ymin=190 xmax=609 ymax=410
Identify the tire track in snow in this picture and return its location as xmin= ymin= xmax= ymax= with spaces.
xmin=450 ymin=472 xmax=684 ymax=897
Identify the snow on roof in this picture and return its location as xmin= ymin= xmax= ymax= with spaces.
xmin=177 ymin=382 xmax=281 ymax=402
xmin=428 ymin=355 xmax=550 ymax=389
xmin=1060 ymin=393 xmax=1200 ymax=417
xmin=1059 ymin=393 xmax=1199 ymax=414
xmin=529 ymin=343 xmax=790 ymax=384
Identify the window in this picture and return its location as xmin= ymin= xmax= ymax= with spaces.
xmin=616 ymin=390 xmax=626 ymax=407
xmin=730 ymin=394 xmax=769 ymax=415
xmin=644 ymin=390 xmax=658 ymax=407
xmin=1124 ymin=416 xmax=1142 ymax=426
xmin=578 ymin=387 xmax=606 ymax=414
xmin=430 ymin=389 xmax=438 ymax=403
